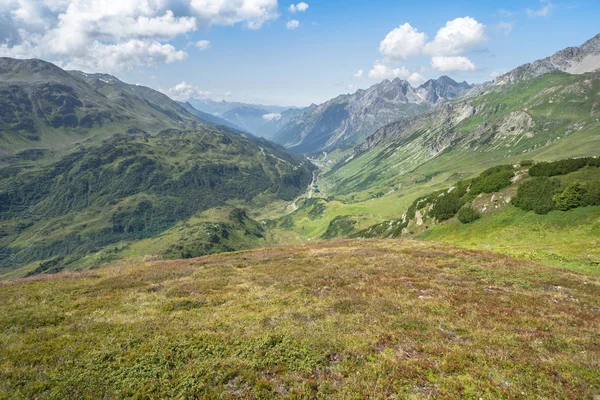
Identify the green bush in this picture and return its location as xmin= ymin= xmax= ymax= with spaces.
xmin=553 ymin=183 xmax=587 ymax=211
xmin=430 ymin=193 xmax=462 ymax=221
xmin=528 ymin=157 xmax=598 ymax=177
xmin=583 ymin=182 xmax=600 ymax=206
xmin=457 ymin=206 xmax=481 ymax=224
xmin=470 ymin=165 xmax=514 ymax=195
xmin=520 ymin=159 xmax=535 ymax=167
xmin=512 ymin=177 xmax=562 ymax=214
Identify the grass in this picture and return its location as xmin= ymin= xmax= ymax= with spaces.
xmin=1 ymin=239 xmax=599 ymax=398
xmin=419 ymin=205 xmax=600 ymax=276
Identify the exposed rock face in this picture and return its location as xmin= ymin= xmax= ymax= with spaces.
xmin=496 ymin=33 xmax=600 ymax=83
xmin=273 ymin=76 xmax=472 ymax=154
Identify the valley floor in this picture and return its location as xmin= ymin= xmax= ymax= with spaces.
xmin=1 ymin=239 xmax=599 ymax=398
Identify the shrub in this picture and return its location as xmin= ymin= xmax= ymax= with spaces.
xmin=583 ymin=182 xmax=600 ymax=206
xmin=520 ymin=159 xmax=535 ymax=167
xmin=528 ymin=157 xmax=597 ymax=177
xmin=470 ymin=165 xmax=514 ymax=195
xmin=431 ymin=193 xmax=462 ymax=221
xmin=512 ymin=177 xmax=562 ymax=214
xmin=553 ymin=183 xmax=587 ymax=211
xmin=458 ymin=206 xmax=481 ymax=224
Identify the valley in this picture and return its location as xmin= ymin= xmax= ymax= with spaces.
xmin=0 ymin=20 xmax=600 ymax=399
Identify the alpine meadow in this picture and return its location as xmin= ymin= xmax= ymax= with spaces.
xmin=0 ymin=1 xmax=599 ymax=398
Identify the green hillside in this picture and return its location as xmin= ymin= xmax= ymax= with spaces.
xmin=0 ymin=128 xmax=315 ymax=278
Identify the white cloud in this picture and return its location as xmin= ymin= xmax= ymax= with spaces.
xmin=0 ymin=0 xmax=279 ymax=72
xmin=431 ymin=56 xmax=476 ymax=72
xmin=263 ymin=113 xmax=281 ymax=121
xmin=526 ymin=1 xmax=554 ymax=17
xmin=408 ymin=72 xmax=426 ymax=86
xmin=498 ymin=9 xmax=515 ymax=17
xmin=286 ymin=19 xmax=300 ymax=29
xmin=190 ymin=0 xmax=279 ymax=29
xmin=379 ymin=23 xmax=427 ymax=60
xmin=167 ymin=81 xmax=211 ymax=101
xmin=424 ymin=17 xmax=486 ymax=56
xmin=368 ymin=60 xmax=410 ymax=80
xmin=288 ymin=2 xmax=308 ymax=13
xmin=496 ymin=21 xmax=514 ymax=35
xmin=196 ymin=40 xmax=211 ymax=50
xmin=352 ymin=69 xmax=364 ymax=79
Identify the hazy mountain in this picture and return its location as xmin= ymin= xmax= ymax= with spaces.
xmin=496 ymin=33 xmax=600 ymax=83
xmin=188 ymin=98 xmax=291 ymax=116
xmin=272 ymin=76 xmax=472 ymax=154
xmin=187 ymin=98 xmax=307 ymax=138
xmin=178 ymin=101 xmax=245 ymax=131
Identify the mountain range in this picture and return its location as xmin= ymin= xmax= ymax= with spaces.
xmin=272 ymin=76 xmax=472 ymax=154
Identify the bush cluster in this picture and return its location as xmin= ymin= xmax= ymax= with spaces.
xmin=470 ymin=165 xmax=515 ymax=196
xmin=458 ymin=206 xmax=481 ymax=224
xmin=528 ymin=157 xmax=600 ymax=177
xmin=553 ymin=182 xmax=600 ymax=211
xmin=511 ymin=177 xmax=562 ymax=214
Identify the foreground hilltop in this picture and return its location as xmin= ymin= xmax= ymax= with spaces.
xmin=1 ymin=239 xmax=598 ymax=398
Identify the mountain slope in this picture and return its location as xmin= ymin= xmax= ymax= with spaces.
xmin=323 ymin=69 xmax=600 ymax=198
xmin=273 ymin=76 xmax=472 ymax=154
xmin=496 ymin=33 xmax=600 ymax=83
xmin=0 ymin=58 xmax=205 ymax=163
xmin=0 ymin=127 xmax=315 ymax=277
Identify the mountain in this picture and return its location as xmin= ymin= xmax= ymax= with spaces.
xmin=323 ymin=35 xmax=600 ymax=198
xmin=178 ymin=101 xmax=245 ymax=131
xmin=187 ymin=99 xmax=308 ymax=138
xmin=0 ymin=58 xmax=207 ymax=162
xmin=0 ymin=127 xmax=315 ymax=277
xmin=272 ymin=76 xmax=472 ymax=154
xmin=0 ymin=58 xmax=316 ymax=278
xmin=496 ymin=33 xmax=600 ymax=83
xmin=188 ymin=98 xmax=291 ymax=116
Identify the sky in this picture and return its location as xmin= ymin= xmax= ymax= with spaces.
xmin=0 ymin=0 xmax=599 ymax=107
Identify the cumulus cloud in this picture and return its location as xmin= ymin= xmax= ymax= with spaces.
xmin=0 ymin=0 xmax=279 ymax=72
xmin=286 ymin=20 xmax=300 ymax=29
xmin=431 ymin=56 xmax=476 ymax=72
xmin=190 ymin=0 xmax=279 ymax=29
xmin=379 ymin=23 xmax=427 ymax=61
xmin=196 ymin=40 xmax=211 ymax=50
xmin=526 ymin=0 xmax=553 ymax=17
xmin=167 ymin=81 xmax=211 ymax=101
xmin=263 ymin=113 xmax=281 ymax=121
xmin=288 ymin=2 xmax=308 ymax=13
xmin=368 ymin=60 xmax=410 ymax=80
xmin=424 ymin=17 xmax=486 ymax=56
xmin=352 ymin=69 xmax=364 ymax=79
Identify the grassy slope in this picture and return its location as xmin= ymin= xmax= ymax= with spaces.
xmin=420 ymin=205 xmax=600 ymax=276
xmin=1 ymin=239 xmax=599 ymax=399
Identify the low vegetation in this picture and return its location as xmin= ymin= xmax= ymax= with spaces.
xmin=1 ymin=240 xmax=599 ymax=398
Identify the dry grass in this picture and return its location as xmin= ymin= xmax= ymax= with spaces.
xmin=1 ymin=239 xmax=599 ymax=399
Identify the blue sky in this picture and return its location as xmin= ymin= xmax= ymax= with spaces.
xmin=1 ymin=0 xmax=599 ymax=106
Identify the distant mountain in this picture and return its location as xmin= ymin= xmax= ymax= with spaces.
xmin=0 ymin=57 xmax=206 ymax=161
xmin=187 ymin=98 xmax=306 ymax=138
xmin=178 ymin=101 xmax=245 ymax=131
xmin=272 ymin=76 xmax=472 ymax=154
xmin=188 ymin=98 xmax=291 ymax=116
xmin=496 ymin=33 xmax=600 ymax=83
